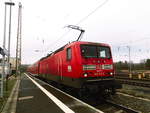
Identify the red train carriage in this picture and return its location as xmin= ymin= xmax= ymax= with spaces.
xmin=27 ymin=62 xmax=39 ymax=75
xmin=28 ymin=41 xmax=121 ymax=96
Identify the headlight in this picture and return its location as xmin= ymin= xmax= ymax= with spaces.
xmin=83 ymin=73 xmax=88 ymax=77
xmin=83 ymin=65 xmax=96 ymax=70
xmin=102 ymin=64 xmax=113 ymax=69
xmin=110 ymin=72 xmax=113 ymax=75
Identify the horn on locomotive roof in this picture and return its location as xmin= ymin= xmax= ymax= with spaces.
xmin=66 ymin=25 xmax=85 ymax=41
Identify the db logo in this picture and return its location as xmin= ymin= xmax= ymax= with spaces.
xmin=68 ymin=65 xmax=72 ymax=72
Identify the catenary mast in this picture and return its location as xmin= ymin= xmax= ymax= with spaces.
xmin=16 ymin=2 xmax=22 ymax=76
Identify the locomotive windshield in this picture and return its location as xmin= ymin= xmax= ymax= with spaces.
xmin=81 ymin=45 xmax=111 ymax=58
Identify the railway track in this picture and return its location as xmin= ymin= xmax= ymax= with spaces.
xmin=104 ymin=100 xmax=141 ymax=113
xmin=31 ymin=74 xmax=142 ymax=113
xmin=115 ymin=76 xmax=150 ymax=81
xmin=115 ymin=77 xmax=150 ymax=88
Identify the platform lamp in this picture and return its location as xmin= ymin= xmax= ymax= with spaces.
xmin=5 ymin=1 xmax=15 ymax=94
xmin=5 ymin=1 xmax=15 ymax=69
xmin=1 ymin=2 xmax=15 ymax=97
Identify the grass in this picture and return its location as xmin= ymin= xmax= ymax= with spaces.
xmin=0 ymin=76 xmax=17 ymax=112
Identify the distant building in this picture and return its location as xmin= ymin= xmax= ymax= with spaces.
xmin=0 ymin=62 xmax=10 ymax=77
xmin=0 ymin=57 xmax=20 ymax=75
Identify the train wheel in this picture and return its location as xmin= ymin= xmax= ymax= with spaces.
xmin=77 ymin=88 xmax=87 ymax=99
xmin=78 ymin=91 xmax=82 ymax=98
xmin=111 ymin=87 xmax=116 ymax=95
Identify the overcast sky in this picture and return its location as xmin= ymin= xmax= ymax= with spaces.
xmin=0 ymin=0 xmax=150 ymax=64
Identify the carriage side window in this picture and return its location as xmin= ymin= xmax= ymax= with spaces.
xmin=67 ymin=48 xmax=72 ymax=60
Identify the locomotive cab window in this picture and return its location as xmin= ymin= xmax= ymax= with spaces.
xmin=81 ymin=45 xmax=111 ymax=59
xmin=67 ymin=48 xmax=72 ymax=60
xmin=98 ymin=46 xmax=111 ymax=59
xmin=81 ymin=45 xmax=97 ymax=58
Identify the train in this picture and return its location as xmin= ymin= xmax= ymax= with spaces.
xmin=27 ymin=41 xmax=122 ymax=97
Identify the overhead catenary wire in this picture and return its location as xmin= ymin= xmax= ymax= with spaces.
xmin=44 ymin=0 xmax=109 ymax=53
xmin=43 ymin=29 xmax=71 ymax=53
xmin=112 ymin=37 xmax=150 ymax=63
xmin=76 ymin=0 xmax=109 ymax=25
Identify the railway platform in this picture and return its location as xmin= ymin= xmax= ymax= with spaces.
xmin=2 ymin=73 xmax=103 ymax=113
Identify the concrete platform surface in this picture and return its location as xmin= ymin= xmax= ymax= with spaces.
xmin=2 ymin=73 xmax=103 ymax=113
xmin=16 ymin=75 xmax=65 ymax=113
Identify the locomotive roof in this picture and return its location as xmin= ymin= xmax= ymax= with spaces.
xmin=67 ymin=41 xmax=110 ymax=47
xmin=39 ymin=41 xmax=110 ymax=61
xmin=29 ymin=41 xmax=111 ymax=68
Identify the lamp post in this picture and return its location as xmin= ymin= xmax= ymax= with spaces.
xmin=1 ymin=2 xmax=15 ymax=97
xmin=6 ymin=2 xmax=15 ymax=92
xmin=127 ymin=46 xmax=132 ymax=76
xmin=1 ymin=2 xmax=7 ymax=98
xmin=5 ymin=2 xmax=15 ymax=71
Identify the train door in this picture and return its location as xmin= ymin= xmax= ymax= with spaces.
xmin=66 ymin=47 xmax=72 ymax=76
xmin=38 ymin=62 xmax=40 ymax=75
xmin=58 ymin=56 xmax=63 ymax=81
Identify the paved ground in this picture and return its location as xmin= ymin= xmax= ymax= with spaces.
xmin=16 ymin=75 xmax=64 ymax=113
xmin=2 ymin=73 xmax=103 ymax=113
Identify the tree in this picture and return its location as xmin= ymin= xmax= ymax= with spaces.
xmin=145 ymin=59 xmax=150 ymax=69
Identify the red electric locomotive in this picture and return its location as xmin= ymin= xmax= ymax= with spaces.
xmin=28 ymin=25 xmax=121 ymax=96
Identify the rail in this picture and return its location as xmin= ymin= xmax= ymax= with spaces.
xmin=105 ymin=100 xmax=141 ymax=113
xmin=116 ymin=77 xmax=150 ymax=88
